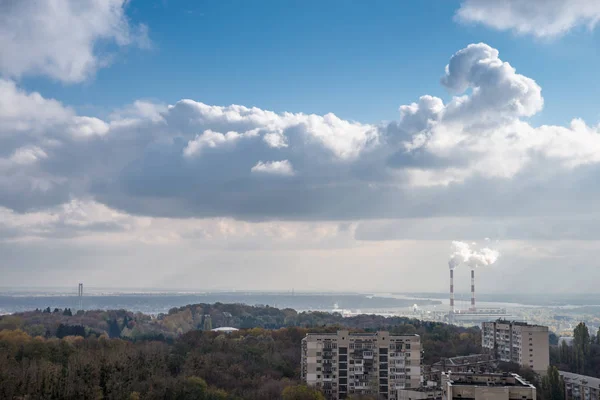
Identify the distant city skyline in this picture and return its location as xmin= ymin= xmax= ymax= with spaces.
xmin=1 ymin=1 xmax=600 ymax=293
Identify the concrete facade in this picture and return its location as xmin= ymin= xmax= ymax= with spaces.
xmin=442 ymin=372 xmax=536 ymax=400
xmin=559 ymin=371 xmax=600 ymax=400
xmin=301 ymin=330 xmax=421 ymax=400
xmin=482 ymin=320 xmax=549 ymax=374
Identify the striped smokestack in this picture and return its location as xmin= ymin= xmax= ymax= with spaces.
xmin=471 ymin=269 xmax=476 ymax=311
xmin=450 ymin=269 xmax=455 ymax=311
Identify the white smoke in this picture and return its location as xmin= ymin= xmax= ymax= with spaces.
xmin=448 ymin=240 xmax=499 ymax=270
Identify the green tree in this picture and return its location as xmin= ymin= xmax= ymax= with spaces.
xmin=541 ymin=366 xmax=564 ymax=400
xmin=282 ymin=384 xmax=325 ymax=400
xmin=181 ymin=376 xmax=208 ymax=399
xmin=573 ymin=322 xmax=590 ymax=373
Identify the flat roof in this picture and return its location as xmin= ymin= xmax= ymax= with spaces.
xmin=304 ymin=331 xmax=419 ymax=337
xmin=444 ymin=373 xmax=535 ymax=389
xmin=559 ymin=371 xmax=600 ymax=388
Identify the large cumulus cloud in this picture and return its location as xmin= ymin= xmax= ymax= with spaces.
xmin=0 ymin=0 xmax=149 ymax=83
xmin=1 ymin=43 xmax=600 ymax=224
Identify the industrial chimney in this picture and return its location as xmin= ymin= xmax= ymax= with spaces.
xmin=450 ymin=269 xmax=455 ymax=312
xmin=470 ymin=270 xmax=476 ymax=311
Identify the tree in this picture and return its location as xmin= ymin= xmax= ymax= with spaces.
xmin=541 ymin=366 xmax=564 ymax=400
xmin=108 ymin=318 xmax=121 ymax=338
xmin=573 ymin=322 xmax=590 ymax=373
xmin=122 ymin=315 xmax=130 ymax=330
xmin=180 ymin=376 xmax=208 ymax=399
xmin=282 ymin=385 xmax=326 ymax=400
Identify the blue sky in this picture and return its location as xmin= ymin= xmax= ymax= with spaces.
xmin=19 ymin=0 xmax=600 ymax=126
xmin=3 ymin=0 xmax=600 ymax=292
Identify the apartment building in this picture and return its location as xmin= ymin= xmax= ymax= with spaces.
xmin=559 ymin=371 xmax=600 ymax=400
xmin=301 ymin=330 xmax=421 ymax=400
xmin=442 ymin=372 xmax=536 ymax=400
xmin=482 ymin=320 xmax=549 ymax=374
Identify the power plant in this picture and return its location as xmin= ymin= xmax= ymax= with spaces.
xmin=446 ymin=241 xmax=510 ymax=323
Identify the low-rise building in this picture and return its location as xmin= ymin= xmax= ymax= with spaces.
xmin=442 ymin=372 xmax=536 ymax=400
xmin=396 ymin=387 xmax=442 ymax=400
xmin=559 ymin=371 xmax=600 ymax=400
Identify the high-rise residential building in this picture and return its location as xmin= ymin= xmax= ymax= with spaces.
xmin=441 ymin=372 xmax=536 ymax=400
xmin=481 ymin=320 xmax=549 ymax=374
xmin=559 ymin=371 xmax=600 ymax=400
xmin=301 ymin=330 xmax=422 ymax=400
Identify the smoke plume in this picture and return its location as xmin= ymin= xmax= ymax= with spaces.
xmin=448 ymin=240 xmax=499 ymax=270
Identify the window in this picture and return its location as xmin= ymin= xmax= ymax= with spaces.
xmin=405 ymin=343 xmax=411 ymax=350
xmin=317 ymin=367 xmax=322 ymax=371
xmin=317 ymin=352 xmax=322 ymax=356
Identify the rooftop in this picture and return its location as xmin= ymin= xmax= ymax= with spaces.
xmin=488 ymin=320 xmax=548 ymax=328
xmin=304 ymin=330 xmax=419 ymax=338
xmin=444 ymin=372 xmax=535 ymax=389
xmin=434 ymin=354 xmax=493 ymax=367
xmin=211 ymin=327 xmax=239 ymax=332
xmin=559 ymin=371 xmax=600 ymax=388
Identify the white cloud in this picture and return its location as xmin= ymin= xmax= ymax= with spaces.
xmin=456 ymin=0 xmax=600 ymax=38
xmin=183 ymin=129 xmax=258 ymax=158
xmin=0 ymin=0 xmax=149 ymax=83
xmin=251 ymin=160 xmax=295 ymax=176
xmin=169 ymin=100 xmax=377 ymax=160
xmin=0 ymin=80 xmax=73 ymax=133
xmin=397 ymin=43 xmax=599 ymax=185
xmin=9 ymin=146 xmax=48 ymax=165
xmin=1 ymin=43 xmax=600 ymax=228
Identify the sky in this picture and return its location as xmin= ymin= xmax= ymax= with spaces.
xmin=1 ymin=0 xmax=600 ymax=293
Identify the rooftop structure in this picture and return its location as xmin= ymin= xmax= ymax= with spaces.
xmin=442 ymin=372 xmax=536 ymax=400
xmin=211 ymin=327 xmax=239 ymax=333
xmin=396 ymin=387 xmax=443 ymax=400
xmin=431 ymin=354 xmax=496 ymax=375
